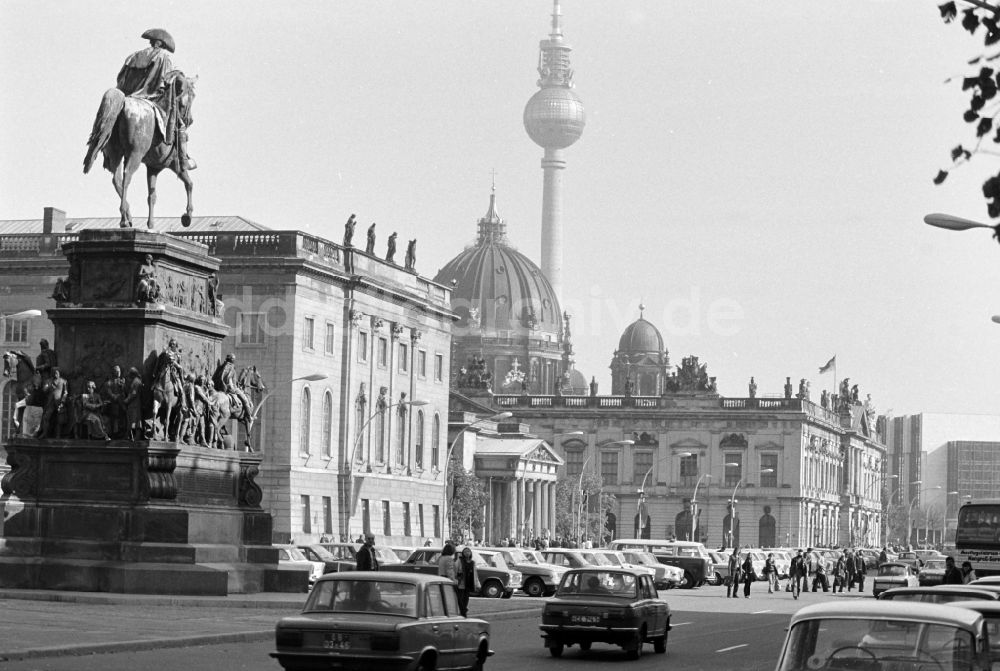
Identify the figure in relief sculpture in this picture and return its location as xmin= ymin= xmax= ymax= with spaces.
xmin=136 ymin=254 xmax=161 ymax=304
xmin=35 ymin=368 xmax=68 ymax=439
xmin=124 ymin=367 xmax=144 ymax=440
xmin=80 ymin=381 xmax=111 ymax=441
xmin=101 ymin=365 xmax=127 ymax=438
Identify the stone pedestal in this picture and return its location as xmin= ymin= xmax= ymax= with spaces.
xmin=0 ymin=230 xmax=303 ymax=595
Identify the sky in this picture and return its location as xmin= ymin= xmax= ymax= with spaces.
xmin=2 ymin=0 xmax=1000 ymax=417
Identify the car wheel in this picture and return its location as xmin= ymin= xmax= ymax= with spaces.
xmin=625 ymin=628 xmax=645 ymax=660
xmin=524 ymin=578 xmax=546 ymax=597
xmin=549 ymin=643 xmax=564 ymax=658
xmin=481 ymin=579 xmax=503 ymax=599
xmin=471 ymin=643 xmax=488 ymax=671
xmin=654 ymin=631 xmax=668 ymax=654
xmin=416 ymin=652 xmax=436 ymax=671
xmin=579 ymin=641 xmax=592 ymax=651
xmin=680 ymin=571 xmax=695 ymax=589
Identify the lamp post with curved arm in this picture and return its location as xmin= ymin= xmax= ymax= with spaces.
xmin=578 ymin=439 xmax=634 ymax=544
xmin=690 ymin=473 xmax=713 ymax=543
xmin=442 ymin=411 xmax=512 ymax=543
xmin=251 ymin=372 xmax=328 ymax=422
xmin=727 ymin=467 xmax=774 ymax=548
xmin=343 ymin=398 xmax=428 ymax=537
xmin=636 ymin=452 xmax=691 ymax=539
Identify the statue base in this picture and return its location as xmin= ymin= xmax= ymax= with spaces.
xmin=0 ymin=439 xmax=306 ymax=596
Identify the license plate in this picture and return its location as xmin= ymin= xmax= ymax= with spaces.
xmin=324 ymin=633 xmax=352 ymax=650
xmin=571 ymin=615 xmax=600 ymax=624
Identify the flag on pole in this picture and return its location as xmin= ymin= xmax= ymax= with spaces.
xmin=819 ymin=355 xmax=836 ymax=374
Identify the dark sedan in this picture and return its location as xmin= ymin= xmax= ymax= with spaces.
xmin=540 ymin=568 xmax=670 ymax=660
xmin=272 ymin=572 xmax=491 ymax=671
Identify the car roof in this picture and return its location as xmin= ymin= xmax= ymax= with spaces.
xmin=613 ymin=538 xmax=703 ymax=547
xmin=972 ymin=576 xmax=1000 ymax=585
xmin=564 ymin=567 xmax=646 ymax=578
xmin=881 ymin=586 xmax=1000 ymax=599
xmin=878 ymin=562 xmax=911 ymax=568
xmin=315 ymin=571 xmax=452 ymax=585
xmin=947 ymin=600 xmax=1000 ymax=615
xmin=789 ymin=600 xmax=985 ymax=629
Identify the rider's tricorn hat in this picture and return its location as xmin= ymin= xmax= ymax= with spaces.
xmin=141 ymin=28 xmax=175 ymax=53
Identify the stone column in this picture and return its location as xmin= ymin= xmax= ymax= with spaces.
xmin=518 ymin=477 xmax=527 ymax=542
xmin=534 ymin=479 xmax=543 ymax=536
xmin=540 ymin=480 xmax=550 ymax=537
xmin=502 ymin=480 xmax=513 ymax=541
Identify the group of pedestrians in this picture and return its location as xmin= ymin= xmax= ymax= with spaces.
xmin=726 ymin=546 xmax=871 ymax=599
xmin=437 ymin=542 xmax=480 ymax=617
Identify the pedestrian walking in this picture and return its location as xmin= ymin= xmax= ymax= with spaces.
xmin=356 ymin=533 xmax=380 ymax=571
xmin=812 ymin=555 xmax=830 ymax=592
xmin=455 ymin=546 xmax=480 ymax=617
xmin=853 ymin=550 xmax=867 ymax=592
xmin=843 ymin=549 xmax=857 ymax=592
xmin=727 ymin=551 xmax=742 ymax=598
xmin=942 ymin=556 xmax=964 ymax=585
xmin=833 ymin=553 xmax=846 ymax=593
xmin=878 ymin=546 xmax=889 ymax=567
xmin=741 ymin=553 xmax=756 ymax=598
xmin=764 ymin=553 xmax=778 ymax=593
xmin=962 ymin=560 xmax=978 ymax=584
xmin=788 ymin=550 xmax=804 ymax=599
xmin=438 ymin=542 xmax=457 ymax=581
xmin=804 ymin=548 xmax=818 ymax=593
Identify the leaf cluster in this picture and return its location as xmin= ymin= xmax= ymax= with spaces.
xmin=936 ymin=1 xmax=1000 ymax=217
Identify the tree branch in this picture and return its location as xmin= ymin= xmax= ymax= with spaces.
xmin=965 ymin=0 xmax=1000 ymax=15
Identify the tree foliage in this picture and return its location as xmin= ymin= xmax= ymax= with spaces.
xmin=936 ymin=1 xmax=1000 ymax=217
xmin=447 ymin=457 xmax=489 ymax=540
xmin=553 ymin=474 xmax=617 ymax=543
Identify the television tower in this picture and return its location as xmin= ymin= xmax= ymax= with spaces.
xmin=523 ymin=0 xmax=585 ymax=303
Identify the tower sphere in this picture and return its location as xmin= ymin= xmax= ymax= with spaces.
xmin=523 ymin=87 xmax=586 ymax=150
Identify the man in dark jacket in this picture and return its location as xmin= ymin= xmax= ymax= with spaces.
xmin=942 ymin=556 xmax=964 ymax=585
xmin=727 ymin=551 xmax=742 ymax=598
xmin=853 ymin=550 xmax=867 ymax=591
xmin=356 ymin=533 xmax=380 ymax=571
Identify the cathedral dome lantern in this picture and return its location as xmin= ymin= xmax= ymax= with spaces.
xmin=435 ymin=187 xmax=567 ymax=396
xmin=610 ymin=305 xmax=670 ymax=396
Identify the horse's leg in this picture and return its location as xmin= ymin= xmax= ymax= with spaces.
xmin=112 ymin=162 xmax=128 ymax=228
xmin=176 ymin=167 xmax=194 ymax=228
xmin=119 ymin=149 xmax=144 ymax=229
xmin=146 ymin=168 xmax=159 ymax=230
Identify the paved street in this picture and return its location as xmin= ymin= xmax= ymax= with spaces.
xmin=0 ymin=584 xmax=866 ymax=670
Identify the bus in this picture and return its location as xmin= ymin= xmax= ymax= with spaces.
xmin=954 ymin=501 xmax=1000 ymax=577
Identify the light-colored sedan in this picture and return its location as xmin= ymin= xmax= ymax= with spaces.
xmin=871 ymin=561 xmax=918 ymax=598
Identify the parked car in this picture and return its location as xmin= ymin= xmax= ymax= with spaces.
xmin=895 ymin=551 xmax=924 ymax=570
xmin=318 ymin=542 xmax=403 ymax=570
xmin=589 ymin=549 xmax=660 ymax=585
xmin=707 ymin=551 xmax=729 ymax=585
xmin=918 ymin=558 xmax=948 ymax=586
xmin=856 ymin=547 xmax=889 ymax=571
xmin=481 ymin=546 xmax=565 ymax=597
xmin=620 ymin=550 xmax=684 ymax=589
xmin=275 ymin=545 xmax=325 ymax=588
xmin=297 ymin=544 xmax=347 ymax=574
xmin=540 ymin=568 xmax=670 ymax=660
xmin=878 ymin=585 xmax=1000 ymax=604
xmin=542 ymin=548 xmax=614 ymax=570
xmin=383 ymin=547 xmax=521 ymax=598
xmin=774 ymin=600 xmax=991 ymax=671
xmin=945 ymin=600 xmax=1000 ymax=668
xmin=916 ymin=549 xmax=945 ymax=565
xmin=271 ymin=572 xmax=492 ymax=671
xmin=390 ymin=546 xmax=418 ymax=562
xmin=608 ymin=539 xmax=713 ymax=589
xmin=871 ymin=562 xmax=919 ymax=597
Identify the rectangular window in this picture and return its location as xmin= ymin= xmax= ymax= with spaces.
xmin=322 ymin=496 xmax=333 ymax=535
xmin=2 ymin=316 xmax=28 ymax=344
xmin=601 ymin=451 xmax=619 ymax=487
xmin=378 ymin=337 xmax=388 ymax=367
xmin=303 ymin=317 xmax=315 ymax=350
xmin=434 ymin=354 xmax=444 ymax=381
xmin=565 ymin=450 xmax=584 ymax=478
xmin=362 ymin=499 xmax=371 ymax=533
xmin=679 ymin=454 xmax=698 ymax=488
xmin=633 ymin=451 xmax=653 ymax=484
xmin=418 ymin=503 xmax=425 ymax=538
xmin=325 ymin=322 xmax=336 ymax=355
xmin=725 ymin=453 xmax=743 ymax=488
xmin=761 ymin=454 xmax=778 ymax=487
xmin=358 ymin=331 xmax=369 ymax=362
xmin=403 ymin=502 xmax=411 ymax=537
xmin=237 ymin=312 xmax=265 ymax=345
xmin=301 ymin=495 xmax=312 ymax=534
xmin=418 ymin=350 xmax=427 ymax=378
xmin=433 ymin=504 xmax=441 ymax=538
xmin=382 ymin=500 xmax=392 ymax=536
xmin=398 ymin=343 xmax=408 ymax=372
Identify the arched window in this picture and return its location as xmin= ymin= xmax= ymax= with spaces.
xmin=759 ymin=510 xmax=777 ymax=548
xmin=432 ymin=413 xmax=441 ymax=468
xmin=415 ymin=410 xmax=424 ymax=469
xmin=0 ymin=381 xmax=15 ymax=443
xmin=299 ymin=387 xmax=311 ymax=455
xmin=322 ymin=391 xmax=333 ymax=458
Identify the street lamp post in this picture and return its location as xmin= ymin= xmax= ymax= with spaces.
xmin=907 ymin=484 xmax=942 ymax=550
xmin=636 ymin=451 xmax=691 ymax=539
xmin=690 ymin=473 xmax=713 ymax=543
xmin=344 ymin=398 xmax=429 ymax=538
xmin=442 ymin=411 xmax=512 ymax=543
xmin=251 ymin=372 xmax=328 ymax=422
xmin=727 ymin=467 xmax=774 ymax=549
xmin=578 ymin=439 xmax=633 ymax=545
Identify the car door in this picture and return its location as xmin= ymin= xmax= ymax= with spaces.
xmin=640 ymin=575 xmax=664 ymax=635
xmin=424 ymin=583 xmax=456 ymax=667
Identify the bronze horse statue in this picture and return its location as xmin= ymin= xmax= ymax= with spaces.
xmin=83 ymin=71 xmax=197 ymax=229
xmin=205 ymin=387 xmax=255 ymax=451
xmin=2 ymin=350 xmax=38 ymax=431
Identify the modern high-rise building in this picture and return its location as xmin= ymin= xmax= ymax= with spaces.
xmin=523 ymin=0 xmax=585 ymax=303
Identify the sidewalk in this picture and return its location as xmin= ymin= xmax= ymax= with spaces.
xmin=0 ymin=589 xmax=543 ymax=662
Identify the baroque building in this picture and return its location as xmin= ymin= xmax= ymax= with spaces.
xmin=0 ymin=208 xmax=454 ymax=545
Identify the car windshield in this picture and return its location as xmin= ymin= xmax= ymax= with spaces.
xmin=777 ymin=617 xmax=977 ymax=671
xmin=321 ymin=544 xmax=358 ymax=560
xmin=600 ymin=553 xmax=624 ymax=566
xmin=923 ymin=560 xmax=947 ymax=571
xmin=523 ymin=551 xmax=543 ymax=564
xmin=305 ymin=579 xmax=418 ymax=617
xmin=504 ymin=549 xmax=527 ymax=563
xmin=580 ymin=552 xmax=614 ymax=566
xmin=880 ymin=565 xmax=907 ymax=576
xmin=304 ymin=545 xmax=335 ymax=560
xmin=629 ymin=552 xmax=658 ymax=566
xmin=558 ymin=571 xmax=637 ymax=598
xmin=374 ymin=547 xmax=401 ymax=564
xmin=282 ymin=547 xmax=308 ymax=561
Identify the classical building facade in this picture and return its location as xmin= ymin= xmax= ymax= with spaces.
xmin=0 ymin=208 xmax=455 ymax=545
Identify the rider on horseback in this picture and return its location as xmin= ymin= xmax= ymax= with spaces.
xmin=154 ymin=338 xmax=185 ymax=395
xmin=116 ymin=29 xmax=196 ymax=171
xmin=212 ymin=353 xmax=253 ymax=419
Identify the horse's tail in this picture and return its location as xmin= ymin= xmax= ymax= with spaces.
xmin=83 ymin=88 xmax=125 ymax=174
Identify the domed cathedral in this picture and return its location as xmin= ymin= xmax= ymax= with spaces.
xmin=434 ymin=187 xmax=575 ymax=395
xmin=610 ymin=306 xmax=671 ymax=396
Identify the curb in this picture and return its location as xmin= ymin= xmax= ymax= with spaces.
xmin=0 ymin=605 xmax=544 ymax=661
